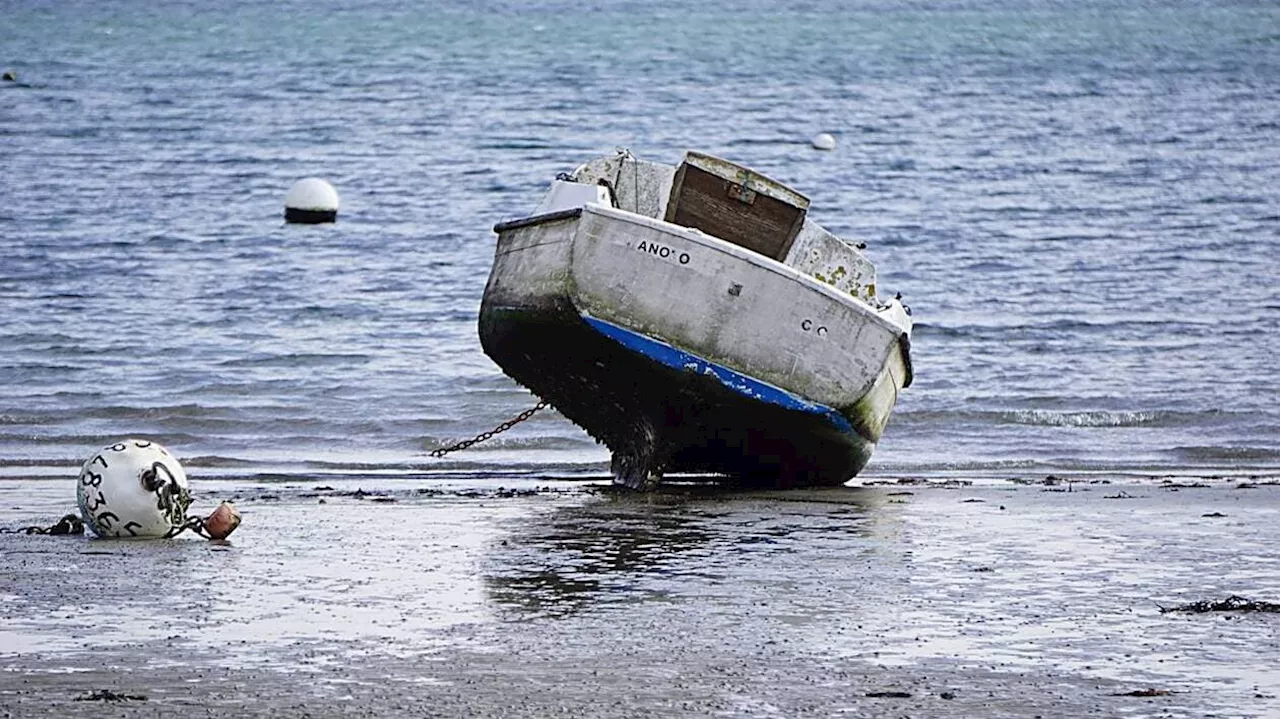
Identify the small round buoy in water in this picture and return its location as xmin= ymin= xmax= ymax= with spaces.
xmin=77 ymin=440 xmax=191 ymax=538
xmin=284 ymin=177 xmax=339 ymax=224
xmin=811 ymin=132 xmax=836 ymax=151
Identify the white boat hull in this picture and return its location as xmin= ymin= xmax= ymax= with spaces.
xmin=480 ymin=203 xmax=912 ymax=489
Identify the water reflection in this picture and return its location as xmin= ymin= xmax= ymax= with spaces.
xmin=483 ymin=486 xmax=884 ymax=619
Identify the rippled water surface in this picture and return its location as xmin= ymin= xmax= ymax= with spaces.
xmin=2 ymin=0 xmax=1278 ymax=480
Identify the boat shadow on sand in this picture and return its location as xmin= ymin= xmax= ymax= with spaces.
xmin=481 ymin=484 xmax=890 ymax=620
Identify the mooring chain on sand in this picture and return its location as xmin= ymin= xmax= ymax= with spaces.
xmin=0 ymin=513 xmax=84 ymax=535
xmin=164 ymin=515 xmax=215 ymax=540
xmin=430 ymin=401 xmax=550 ymax=458
xmin=3 ymin=504 xmax=239 ymax=541
xmin=0 ymin=512 xmax=222 ymax=538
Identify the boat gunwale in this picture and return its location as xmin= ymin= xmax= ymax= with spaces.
xmin=493 ymin=204 xmax=910 ymax=337
xmin=492 ymin=207 xmax=584 ymax=234
xmin=573 ymin=203 xmax=912 ymax=338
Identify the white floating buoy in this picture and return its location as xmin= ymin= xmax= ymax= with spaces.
xmin=284 ymin=177 xmax=339 ymax=224
xmin=811 ymin=132 xmax=837 ymax=151
xmin=77 ymin=439 xmax=191 ymax=538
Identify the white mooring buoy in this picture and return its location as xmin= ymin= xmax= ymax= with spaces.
xmin=77 ymin=439 xmax=191 ymax=538
xmin=811 ymin=132 xmax=837 ymax=151
xmin=284 ymin=177 xmax=340 ymax=224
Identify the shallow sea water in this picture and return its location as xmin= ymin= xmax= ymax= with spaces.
xmin=2 ymin=0 xmax=1277 ymax=480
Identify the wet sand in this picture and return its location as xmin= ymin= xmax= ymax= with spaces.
xmin=3 ymin=476 xmax=1279 ymax=718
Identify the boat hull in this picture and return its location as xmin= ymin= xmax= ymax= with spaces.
xmin=480 ymin=302 xmax=874 ymax=488
xmin=479 ymin=205 xmax=911 ymax=489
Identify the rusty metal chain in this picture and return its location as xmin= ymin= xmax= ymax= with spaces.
xmin=1 ymin=513 xmax=216 ymax=539
xmin=0 ymin=514 xmax=83 ymax=535
xmin=430 ymin=401 xmax=550 ymax=458
xmin=3 ymin=509 xmax=225 ymax=537
xmin=164 ymin=515 xmax=212 ymax=540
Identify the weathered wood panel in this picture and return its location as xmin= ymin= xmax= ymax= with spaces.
xmin=664 ymin=153 xmax=808 ymax=261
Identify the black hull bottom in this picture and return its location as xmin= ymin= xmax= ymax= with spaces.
xmin=478 ymin=299 xmax=873 ymax=489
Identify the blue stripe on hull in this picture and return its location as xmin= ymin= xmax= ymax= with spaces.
xmin=581 ymin=314 xmax=853 ymax=434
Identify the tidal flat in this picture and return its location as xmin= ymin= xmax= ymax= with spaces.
xmin=2 ymin=476 xmax=1278 ymax=718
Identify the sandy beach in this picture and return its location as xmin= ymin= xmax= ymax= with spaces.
xmin=3 ymin=475 xmax=1278 ymax=718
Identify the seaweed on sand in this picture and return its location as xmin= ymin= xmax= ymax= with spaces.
xmin=76 ymin=689 xmax=147 ymax=702
xmin=1158 ymin=595 xmax=1280 ymax=614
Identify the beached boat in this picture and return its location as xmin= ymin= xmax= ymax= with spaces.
xmin=479 ymin=150 xmax=913 ymax=490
